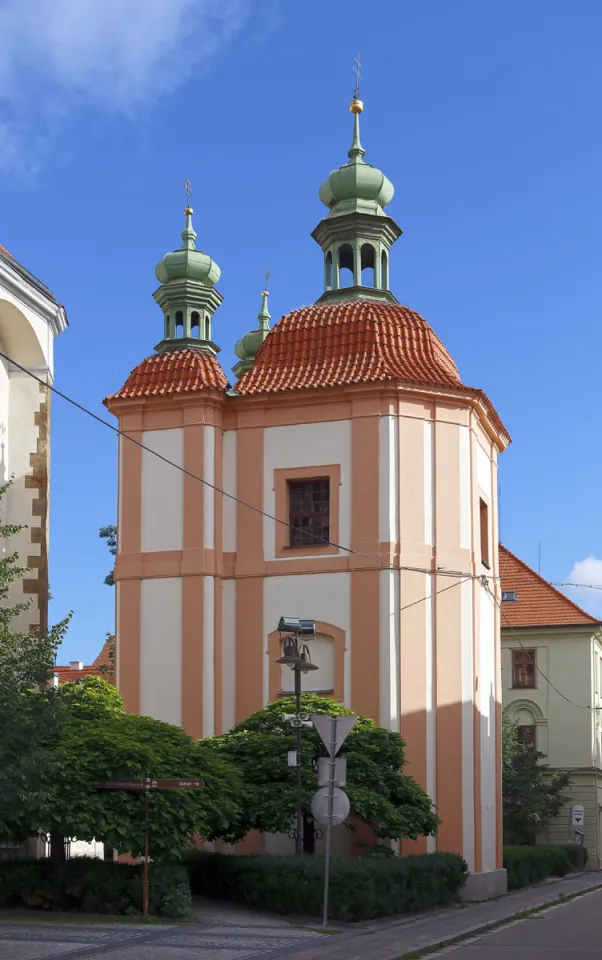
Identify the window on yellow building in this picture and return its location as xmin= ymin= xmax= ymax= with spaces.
xmin=512 ymin=648 xmax=536 ymax=688
xmin=288 ymin=479 xmax=330 ymax=548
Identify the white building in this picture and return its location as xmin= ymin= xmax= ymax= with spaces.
xmin=0 ymin=242 xmax=67 ymax=637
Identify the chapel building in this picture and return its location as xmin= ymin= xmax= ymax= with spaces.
xmin=105 ymin=94 xmax=510 ymax=897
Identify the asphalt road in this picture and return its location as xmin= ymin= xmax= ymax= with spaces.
xmin=432 ymin=887 xmax=602 ymax=958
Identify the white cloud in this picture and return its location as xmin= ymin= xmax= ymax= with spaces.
xmin=0 ymin=0 xmax=250 ymax=170
xmin=564 ymin=556 xmax=602 ymax=618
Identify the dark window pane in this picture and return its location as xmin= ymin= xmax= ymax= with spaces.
xmin=288 ymin=479 xmax=330 ymax=547
xmin=517 ymin=724 xmax=536 ymax=748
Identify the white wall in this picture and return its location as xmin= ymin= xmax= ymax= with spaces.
xmin=459 ymin=427 xmax=472 ymax=551
xmin=379 ymin=416 xmax=398 ymax=543
xmin=379 ymin=569 xmax=400 ymax=731
xmin=263 ymin=421 xmax=351 ymax=560
xmin=223 ymin=430 xmax=237 ymax=553
xmin=480 ymin=584 xmax=497 ymax=872
xmin=140 ymin=577 xmax=182 ymax=725
xmin=141 ymin=428 xmax=183 ymax=553
xmin=221 ymin=579 xmax=236 ymax=731
xmin=263 ymin=572 xmax=351 ymax=704
xmin=461 ymin=578 xmax=475 ymax=871
xmin=204 ymin=426 xmax=215 ymax=550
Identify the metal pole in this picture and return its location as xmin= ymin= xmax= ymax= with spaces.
xmin=294 ymin=662 xmax=303 ymax=856
xmin=322 ymin=716 xmax=337 ymax=931
xmin=143 ymin=777 xmax=150 ymax=917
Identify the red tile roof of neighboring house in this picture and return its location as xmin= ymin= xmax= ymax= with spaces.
xmin=499 ymin=544 xmax=600 ymax=629
xmin=54 ymin=639 xmax=115 ymax=684
xmin=105 ymin=348 xmax=229 ymax=401
xmin=235 ymin=300 xmax=462 ymax=394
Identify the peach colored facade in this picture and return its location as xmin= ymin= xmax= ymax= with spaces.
xmin=105 ymin=94 xmax=511 ymax=894
xmin=107 ymin=379 xmax=507 ymax=879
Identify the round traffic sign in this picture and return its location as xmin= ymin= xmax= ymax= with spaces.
xmin=311 ymin=787 xmax=350 ymax=827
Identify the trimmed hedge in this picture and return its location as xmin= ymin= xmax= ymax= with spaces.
xmin=0 ymin=858 xmax=191 ymax=918
xmin=184 ymin=851 xmax=467 ymax=921
xmin=503 ymin=844 xmax=588 ymax=891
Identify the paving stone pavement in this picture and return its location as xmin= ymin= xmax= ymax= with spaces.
xmin=1 ymin=872 xmax=601 ymax=960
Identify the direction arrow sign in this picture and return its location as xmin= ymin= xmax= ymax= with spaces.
xmin=96 ymin=780 xmax=145 ymax=791
xmin=96 ymin=779 xmax=205 ymax=791
xmin=153 ymin=779 xmax=205 ymax=789
xmin=311 ymin=715 xmax=357 ymax=757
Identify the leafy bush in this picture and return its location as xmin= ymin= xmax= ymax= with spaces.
xmin=184 ymin=851 xmax=467 ymax=921
xmin=558 ymin=843 xmax=588 ymax=869
xmin=503 ymin=845 xmax=586 ymax=890
xmin=0 ymin=858 xmax=190 ymax=918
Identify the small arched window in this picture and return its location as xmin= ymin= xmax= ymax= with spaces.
xmin=325 ymin=251 xmax=333 ymax=290
xmin=338 ymin=244 xmax=354 ymax=288
xmin=175 ymin=311 xmax=184 ymax=337
xmin=191 ymin=311 xmax=200 ymax=336
xmin=361 ymin=243 xmax=376 ymax=287
xmin=381 ymin=250 xmax=388 ymax=289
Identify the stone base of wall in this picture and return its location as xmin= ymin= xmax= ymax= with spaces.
xmin=462 ymin=867 xmax=508 ymax=902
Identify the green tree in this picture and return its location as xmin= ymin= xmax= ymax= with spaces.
xmin=208 ymin=694 xmax=439 ymax=853
xmin=99 ymin=524 xmax=117 ymax=587
xmin=502 ymin=712 xmax=570 ymax=845
xmin=0 ymin=480 xmax=71 ymax=842
xmin=6 ymin=676 xmax=242 ymax=862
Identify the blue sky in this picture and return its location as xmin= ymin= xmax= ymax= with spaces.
xmin=1 ymin=0 xmax=601 ymax=662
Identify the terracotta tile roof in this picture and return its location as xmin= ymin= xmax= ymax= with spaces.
xmin=105 ymin=348 xmax=229 ymax=402
xmin=235 ymin=300 xmax=462 ymax=395
xmin=499 ymin=544 xmax=600 ymax=629
xmin=54 ymin=640 xmax=115 ymax=685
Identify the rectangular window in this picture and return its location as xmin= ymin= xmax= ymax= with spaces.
xmin=512 ymin=648 xmax=536 ymax=688
xmin=288 ymin=479 xmax=330 ymax=548
xmin=517 ymin=724 xmax=537 ymax=748
xmin=502 ymin=589 xmax=517 ymax=603
xmin=479 ymin=498 xmax=490 ymax=568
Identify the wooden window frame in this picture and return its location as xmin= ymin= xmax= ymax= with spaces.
xmin=274 ymin=465 xmax=340 ymax=558
xmin=512 ymin=648 xmax=536 ymax=689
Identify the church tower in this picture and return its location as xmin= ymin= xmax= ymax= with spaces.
xmin=106 ymin=91 xmax=510 ymax=898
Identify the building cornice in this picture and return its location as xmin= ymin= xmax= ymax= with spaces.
xmin=0 ymin=253 xmax=68 ymax=338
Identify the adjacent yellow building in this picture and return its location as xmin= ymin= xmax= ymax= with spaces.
xmin=500 ymin=545 xmax=602 ymax=868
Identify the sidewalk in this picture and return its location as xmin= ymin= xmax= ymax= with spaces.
xmin=272 ymin=871 xmax=602 ymax=960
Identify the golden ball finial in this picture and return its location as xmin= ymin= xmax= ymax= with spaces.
xmin=184 ymin=206 xmax=194 ymax=215
xmin=349 ymin=98 xmax=364 ymax=114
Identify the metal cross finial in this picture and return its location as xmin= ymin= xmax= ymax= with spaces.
xmin=264 ymin=267 xmax=271 ymax=292
xmin=184 ymin=180 xmax=192 ymax=205
xmin=353 ymin=53 xmax=362 ymax=100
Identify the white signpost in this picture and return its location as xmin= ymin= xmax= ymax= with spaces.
xmin=571 ymin=804 xmax=585 ymax=827
xmin=311 ymin=714 xmax=357 ymax=930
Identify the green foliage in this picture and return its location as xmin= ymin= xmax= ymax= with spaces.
xmin=99 ymin=524 xmax=117 ymax=587
xmin=559 ymin=842 xmax=588 ymax=868
xmin=184 ymin=850 xmax=467 ymax=921
xmin=503 ymin=845 xmax=580 ymax=890
xmin=2 ymin=676 xmax=243 ymax=859
xmin=0 ymin=479 xmax=71 ymax=839
xmin=208 ymin=694 xmax=439 ymax=846
xmin=502 ymin=713 xmax=571 ymax=845
xmin=0 ymin=858 xmax=190 ymax=917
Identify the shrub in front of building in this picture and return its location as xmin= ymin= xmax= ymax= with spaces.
xmin=0 ymin=858 xmax=190 ymax=918
xmin=184 ymin=851 xmax=467 ymax=921
xmin=503 ymin=844 xmax=587 ymax=890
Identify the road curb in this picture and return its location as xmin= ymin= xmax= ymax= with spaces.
xmin=394 ymin=881 xmax=602 ymax=959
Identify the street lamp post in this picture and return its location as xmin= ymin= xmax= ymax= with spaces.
xmin=276 ymin=617 xmax=318 ymax=856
